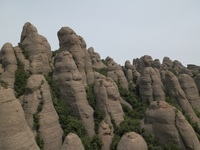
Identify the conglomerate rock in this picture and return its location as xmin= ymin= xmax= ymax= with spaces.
xmin=0 ymin=86 xmax=39 ymax=150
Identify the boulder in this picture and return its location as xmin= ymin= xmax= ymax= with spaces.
xmin=117 ymin=132 xmax=147 ymax=150
xmin=61 ymin=133 xmax=84 ymax=150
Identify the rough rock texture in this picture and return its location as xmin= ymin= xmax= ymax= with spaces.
xmin=0 ymin=86 xmax=39 ymax=150
xmin=194 ymin=74 xmax=200 ymax=93
xmin=179 ymin=74 xmax=200 ymax=110
xmin=14 ymin=46 xmax=30 ymax=72
xmin=61 ymin=133 xmax=84 ymax=150
xmin=187 ymin=64 xmax=200 ymax=75
xmin=124 ymin=60 xmax=140 ymax=83
xmin=139 ymin=55 xmax=165 ymax=103
xmin=117 ymin=132 xmax=148 ymax=150
xmin=88 ymin=47 xmax=106 ymax=69
xmin=165 ymin=71 xmax=200 ymax=125
xmin=0 ymin=43 xmax=17 ymax=88
xmin=53 ymin=50 xmax=95 ymax=137
xmin=162 ymin=57 xmax=173 ymax=70
xmin=23 ymin=75 xmax=63 ymax=150
xmin=94 ymin=72 xmax=124 ymax=126
xmin=57 ymin=27 xmax=94 ymax=85
xmin=143 ymin=101 xmax=200 ymax=150
xmin=153 ymin=59 xmax=161 ymax=69
xmin=99 ymin=121 xmax=113 ymax=150
xmin=106 ymin=57 xmax=128 ymax=90
xmin=19 ymin=22 xmax=52 ymax=75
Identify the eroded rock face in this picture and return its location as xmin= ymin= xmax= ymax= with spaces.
xmin=124 ymin=60 xmax=140 ymax=83
xmin=0 ymin=43 xmax=17 ymax=88
xmin=99 ymin=121 xmax=113 ymax=150
xmin=61 ymin=133 xmax=84 ymax=150
xmin=194 ymin=74 xmax=200 ymax=94
xmin=53 ymin=50 xmax=95 ymax=137
xmin=117 ymin=132 xmax=148 ymax=150
xmin=139 ymin=55 xmax=165 ymax=103
xmin=88 ymin=47 xmax=106 ymax=69
xmin=179 ymin=74 xmax=200 ymax=110
xmin=94 ymin=72 xmax=124 ymax=126
xmin=57 ymin=27 xmax=94 ymax=85
xmin=165 ymin=71 xmax=200 ymax=125
xmin=143 ymin=101 xmax=200 ymax=150
xmin=19 ymin=22 xmax=52 ymax=75
xmin=0 ymin=86 xmax=39 ymax=150
xmin=23 ymin=75 xmax=63 ymax=150
xmin=106 ymin=57 xmax=128 ymax=90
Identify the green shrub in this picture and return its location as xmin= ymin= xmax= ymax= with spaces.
xmin=0 ymin=80 xmax=8 ymax=88
xmin=14 ymin=59 xmax=29 ymax=97
xmin=93 ymin=67 xmax=108 ymax=76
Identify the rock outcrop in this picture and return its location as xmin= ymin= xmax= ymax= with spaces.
xmin=143 ymin=101 xmax=200 ymax=150
xmin=19 ymin=22 xmax=52 ymax=75
xmin=0 ymin=86 xmax=39 ymax=150
xmin=61 ymin=133 xmax=84 ymax=150
xmin=139 ymin=55 xmax=165 ymax=103
xmin=117 ymin=132 xmax=148 ymax=150
xmin=57 ymin=27 xmax=94 ymax=85
xmin=179 ymin=74 xmax=200 ymax=110
xmin=23 ymin=75 xmax=63 ymax=150
xmin=0 ymin=43 xmax=17 ymax=88
xmin=106 ymin=57 xmax=128 ymax=90
xmin=53 ymin=50 xmax=95 ymax=137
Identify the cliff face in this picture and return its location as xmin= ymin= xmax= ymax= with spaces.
xmin=1 ymin=22 xmax=200 ymax=150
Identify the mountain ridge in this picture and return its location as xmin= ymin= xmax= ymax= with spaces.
xmin=0 ymin=22 xmax=200 ymax=150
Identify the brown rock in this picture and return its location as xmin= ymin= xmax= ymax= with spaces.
xmin=143 ymin=101 xmax=200 ymax=149
xmin=19 ymin=22 xmax=52 ymax=75
xmin=179 ymin=74 xmax=200 ymax=110
xmin=0 ymin=43 xmax=17 ymax=88
xmin=61 ymin=133 xmax=84 ymax=150
xmin=53 ymin=50 xmax=95 ymax=137
xmin=23 ymin=74 xmax=63 ymax=150
xmin=0 ymin=86 xmax=39 ymax=150
xmin=117 ymin=132 xmax=147 ymax=150
xmin=57 ymin=27 xmax=94 ymax=85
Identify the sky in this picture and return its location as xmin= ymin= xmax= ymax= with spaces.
xmin=0 ymin=0 xmax=200 ymax=66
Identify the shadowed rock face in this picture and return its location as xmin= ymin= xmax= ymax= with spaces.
xmin=53 ymin=50 xmax=95 ymax=137
xmin=143 ymin=101 xmax=200 ymax=150
xmin=117 ymin=132 xmax=148 ymax=150
xmin=0 ymin=43 xmax=17 ymax=88
xmin=19 ymin=22 xmax=52 ymax=75
xmin=194 ymin=74 xmax=200 ymax=93
xmin=0 ymin=86 xmax=39 ymax=150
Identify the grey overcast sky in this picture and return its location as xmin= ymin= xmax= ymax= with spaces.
xmin=0 ymin=0 xmax=200 ymax=66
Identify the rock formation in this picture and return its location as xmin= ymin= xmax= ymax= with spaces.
xmin=117 ymin=132 xmax=148 ymax=150
xmin=53 ymin=50 xmax=95 ymax=137
xmin=1 ymin=22 xmax=200 ymax=150
xmin=0 ymin=43 xmax=17 ymax=88
xmin=61 ymin=133 xmax=84 ymax=150
xmin=143 ymin=101 xmax=200 ymax=150
xmin=0 ymin=86 xmax=39 ymax=150
xmin=19 ymin=22 xmax=52 ymax=75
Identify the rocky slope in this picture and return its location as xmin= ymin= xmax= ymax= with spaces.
xmin=0 ymin=22 xmax=200 ymax=150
